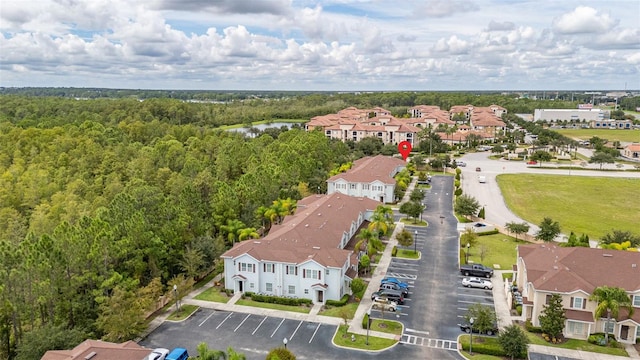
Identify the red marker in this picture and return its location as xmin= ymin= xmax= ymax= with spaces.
xmin=398 ymin=141 xmax=412 ymax=161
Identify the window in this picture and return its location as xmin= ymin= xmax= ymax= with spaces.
xmin=264 ymin=263 xmax=274 ymax=273
xmin=545 ymin=294 xmax=552 ymax=304
xmin=567 ymin=321 xmax=584 ymax=335
xmin=285 ymin=265 xmax=297 ymax=275
xmin=304 ymin=289 xmax=309 ymax=295
xmin=349 ymin=183 xmax=357 ymax=189
xmin=604 ymin=320 xmax=614 ymax=333
xmin=250 ymin=282 xmax=254 ymax=289
xmin=239 ymin=262 xmax=255 ymax=273
xmin=571 ymin=297 xmax=586 ymax=309
xmin=266 ymin=283 xmax=272 ymax=292
xmin=326 ymin=269 xmax=330 ymax=275
xmin=633 ymin=295 xmax=640 ymax=307
xmin=304 ymin=269 xmax=321 ymax=280
xmin=362 ymin=184 xmax=370 ymax=190
xmin=288 ymin=285 xmax=295 ymax=295
xmin=637 ymin=325 xmax=640 ymax=338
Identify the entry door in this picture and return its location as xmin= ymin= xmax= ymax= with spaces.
xmin=317 ymin=290 xmax=323 ymax=303
xmin=238 ymin=281 xmax=243 ymax=292
xmin=621 ymin=325 xmax=629 ymax=340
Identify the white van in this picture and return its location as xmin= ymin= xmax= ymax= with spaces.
xmin=478 ymin=176 xmax=486 ymax=183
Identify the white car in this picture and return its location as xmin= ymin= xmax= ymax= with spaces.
xmin=462 ymin=277 xmax=493 ymax=290
xmin=371 ymin=297 xmax=397 ymax=312
xmin=146 ymin=348 xmax=170 ymax=360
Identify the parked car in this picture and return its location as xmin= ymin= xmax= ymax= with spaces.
xmin=461 ymin=277 xmax=493 ymax=290
xmin=371 ymin=297 xmax=397 ymax=312
xmin=456 ymin=161 xmax=467 ymax=167
xmin=527 ymin=160 xmax=537 ymax=165
xmin=147 ymin=349 xmax=170 ymax=360
xmin=379 ymin=282 xmax=409 ymax=296
xmin=371 ymin=289 xmax=405 ymax=305
xmin=166 ymin=348 xmax=189 ymax=360
xmin=460 ymin=264 xmax=494 ymax=278
xmin=458 ymin=322 xmax=499 ymax=336
xmin=381 ymin=277 xmax=409 ymax=289
xmin=475 ymin=167 xmax=481 ymax=172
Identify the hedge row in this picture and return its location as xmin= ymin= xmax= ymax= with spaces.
xmin=525 ymin=319 xmax=543 ymax=333
xmin=478 ymin=229 xmax=500 ymax=236
xmin=391 ymin=246 xmax=398 ymax=257
xmin=459 ymin=338 xmax=507 ymax=357
xmin=326 ymin=294 xmax=349 ymax=307
xmin=244 ymin=292 xmax=313 ymax=306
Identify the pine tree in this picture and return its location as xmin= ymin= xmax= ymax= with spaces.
xmin=539 ymin=294 xmax=566 ymax=340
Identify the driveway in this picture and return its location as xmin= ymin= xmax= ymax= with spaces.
xmin=458 ymin=152 xmax=640 ymax=236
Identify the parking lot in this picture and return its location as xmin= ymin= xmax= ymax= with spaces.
xmin=141 ymin=308 xmax=338 ymax=358
xmin=456 ymin=273 xmax=496 ymax=325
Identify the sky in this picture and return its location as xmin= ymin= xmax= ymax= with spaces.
xmin=1 ymin=0 xmax=639 ymax=91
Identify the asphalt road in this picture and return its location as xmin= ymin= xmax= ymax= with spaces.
xmin=458 ymin=151 xmax=640 ymax=235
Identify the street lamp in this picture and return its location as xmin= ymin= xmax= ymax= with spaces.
xmin=469 ymin=317 xmax=475 ymax=355
xmin=414 ymin=230 xmax=418 ymax=254
xmin=283 ymin=337 xmax=288 ymax=349
xmin=466 ymin=243 xmax=470 ymax=264
xmin=366 ymin=308 xmax=371 ymax=345
xmin=173 ymin=284 xmax=179 ymax=312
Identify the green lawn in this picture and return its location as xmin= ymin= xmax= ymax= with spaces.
xmin=333 ymin=325 xmax=397 ymax=350
xmin=497 ymin=174 xmax=640 ymax=239
xmin=167 ymin=304 xmax=198 ymax=321
xmin=462 ymin=233 xmax=528 ymax=270
xmin=318 ymin=303 xmax=359 ymax=318
xmin=396 ymin=249 xmax=420 ymax=259
xmin=194 ymin=286 xmax=232 ymax=303
xmin=554 ymin=128 xmax=640 ymax=143
xmin=526 ymin=332 xmax=628 ymax=357
xmin=235 ymin=299 xmax=311 ymax=314
xmin=369 ymin=319 xmax=403 ymax=335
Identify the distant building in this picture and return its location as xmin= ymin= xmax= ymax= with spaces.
xmin=622 ymin=143 xmax=640 ymax=160
xmin=589 ymin=119 xmax=633 ymax=130
xmin=41 ymin=340 xmax=152 ymax=360
xmin=534 ymin=109 xmax=609 ymax=122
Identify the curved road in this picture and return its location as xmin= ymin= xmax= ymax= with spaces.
xmin=458 ymin=151 xmax=640 ymax=237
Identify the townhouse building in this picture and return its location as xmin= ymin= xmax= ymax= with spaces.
xmin=515 ymin=244 xmax=640 ymax=344
xmin=221 ymin=192 xmax=381 ymax=304
xmin=326 ymin=155 xmax=406 ymax=204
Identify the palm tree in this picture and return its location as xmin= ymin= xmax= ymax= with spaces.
xmin=368 ymin=205 xmax=394 ymax=236
xmin=589 ymin=286 xmax=634 ymax=344
xmin=196 ymin=342 xmax=226 ymax=360
xmin=238 ymin=227 xmax=259 ymax=241
xmin=220 ymin=219 xmax=246 ymax=246
xmin=355 ymin=228 xmax=376 ymax=255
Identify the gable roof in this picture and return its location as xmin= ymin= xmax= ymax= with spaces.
xmin=221 ymin=193 xmax=380 ymax=267
xmin=327 ymin=155 xmax=406 ymax=184
xmin=519 ymin=244 xmax=640 ymax=294
xmin=41 ymin=340 xmax=151 ymax=360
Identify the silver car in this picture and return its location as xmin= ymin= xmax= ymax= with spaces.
xmin=461 ymin=277 xmax=493 ymax=290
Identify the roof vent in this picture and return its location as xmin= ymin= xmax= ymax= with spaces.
xmin=305 ymin=224 xmax=309 ymax=227
xmin=633 ymin=264 xmax=637 ymax=268
xmin=318 ymin=213 xmax=321 ymax=216
xmin=603 ymin=254 xmax=613 ymax=257
xmin=253 ymin=241 xmax=261 ymax=244
xmin=85 ymin=352 xmax=97 ymax=360
xmin=313 ymin=246 xmax=320 ymax=250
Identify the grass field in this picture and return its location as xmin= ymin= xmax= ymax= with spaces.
xmin=333 ymin=325 xmax=397 ymax=350
xmin=461 ymin=233 xmax=528 ymax=270
xmin=194 ymin=286 xmax=232 ymax=303
xmin=554 ymin=128 xmax=640 ymax=143
xmin=497 ymin=174 xmax=640 ymax=239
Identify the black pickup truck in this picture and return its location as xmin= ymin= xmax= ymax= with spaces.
xmin=460 ymin=264 xmax=494 ymax=278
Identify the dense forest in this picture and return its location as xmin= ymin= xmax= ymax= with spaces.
xmin=0 ymin=90 xmax=637 ymax=359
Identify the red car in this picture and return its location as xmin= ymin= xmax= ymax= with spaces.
xmin=527 ymin=160 xmax=537 ymax=165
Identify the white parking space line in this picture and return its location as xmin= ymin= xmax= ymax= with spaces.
xmin=385 ymin=273 xmax=417 ymax=280
xmin=405 ymin=328 xmax=430 ymax=335
xmin=198 ymin=311 xmax=215 ymax=327
xmin=216 ymin=312 xmax=234 ymax=330
xmin=387 ymin=267 xmax=418 ymax=272
xmin=458 ymin=292 xmax=494 ymax=299
xmin=252 ymin=316 xmax=268 ymax=335
xmin=234 ymin=314 xmax=251 ymax=332
xmin=389 ymin=262 xmax=421 ymax=267
xmin=289 ymin=320 xmax=303 ymax=340
xmin=309 ymin=323 xmax=321 ymax=343
xmin=458 ymin=300 xmax=482 ymax=304
xmin=271 ymin=318 xmax=285 ymax=338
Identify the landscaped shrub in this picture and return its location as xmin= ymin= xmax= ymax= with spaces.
xmin=326 ymin=294 xmax=349 ymax=307
xmin=478 ymin=229 xmax=499 ymax=236
xmin=245 ymin=292 xmax=312 ymax=306
xmin=516 ymin=304 xmax=522 ymax=315
xmin=362 ymin=313 xmax=370 ymax=329
xmin=391 ymin=246 xmax=398 ymax=257
xmin=455 ymin=173 xmax=461 ymax=181
xmin=525 ymin=319 xmax=543 ymax=333
xmin=459 ymin=338 xmax=506 ymax=356
xmin=454 ymin=188 xmax=462 ymax=196
xmin=454 ymin=180 xmax=460 ymax=188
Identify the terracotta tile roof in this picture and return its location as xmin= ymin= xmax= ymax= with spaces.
xmin=221 ymin=193 xmax=380 ymax=268
xmin=518 ymin=244 xmax=640 ymax=294
xmin=327 ymin=155 xmax=406 ymax=184
xmin=41 ymin=340 xmax=151 ymax=360
xmin=625 ymin=143 xmax=640 ymax=151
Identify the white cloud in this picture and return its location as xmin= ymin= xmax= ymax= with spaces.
xmin=552 ymin=6 xmax=618 ymax=34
